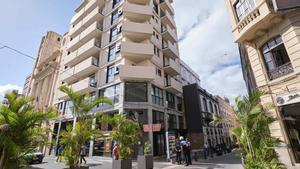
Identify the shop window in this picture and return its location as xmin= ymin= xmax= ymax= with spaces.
xmin=125 ymin=82 xmax=148 ymax=102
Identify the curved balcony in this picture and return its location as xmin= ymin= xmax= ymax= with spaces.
xmin=119 ymin=65 xmax=155 ymax=81
xmin=71 ymin=0 xmax=106 ymax=25
xmin=123 ymin=2 xmax=152 ymax=22
xmin=162 ymin=24 xmax=177 ymax=43
xmin=122 ymin=20 xmax=153 ymax=42
xmin=68 ymin=21 xmax=103 ymax=52
xmin=127 ymin=0 xmax=150 ymax=5
xmin=70 ymin=6 xmax=104 ymax=37
xmin=159 ymin=0 xmax=174 ymax=16
xmin=160 ymin=10 xmax=176 ymax=29
xmin=58 ymin=77 xmax=97 ymax=100
xmin=121 ymin=41 xmax=154 ymax=62
xmin=64 ymin=38 xmax=101 ymax=67
xmin=61 ymin=57 xmax=99 ymax=83
xmin=164 ymin=77 xmax=182 ymax=94
xmin=162 ymin=41 xmax=179 ymax=59
xmin=163 ymin=58 xmax=180 ymax=76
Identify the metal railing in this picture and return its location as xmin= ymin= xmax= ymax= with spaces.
xmin=268 ymin=62 xmax=294 ymax=80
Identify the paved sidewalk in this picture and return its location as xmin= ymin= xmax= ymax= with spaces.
xmin=26 ymin=152 xmax=243 ymax=169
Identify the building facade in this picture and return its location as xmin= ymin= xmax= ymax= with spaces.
xmin=225 ymin=0 xmax=300 ymax=166
xmin=180 ymin=60 xmax=201 ymax=86
xmin=25 ymin=31 xmax=63 ymax=110
xmin=22 ymin=74 xmax=32 ymax=96
xmin=183 ymin=84 xmax=227 ymax=150
xmin=50 ymin=0 xmax=184 ymax=157
xmin=216 ymin=96 xmax=236 ymax=146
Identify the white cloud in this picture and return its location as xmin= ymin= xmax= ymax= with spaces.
xmin=173 ymin=0 xmax=247 ymax=103
xmin=0 ymin=84 xmax=23 ymax=98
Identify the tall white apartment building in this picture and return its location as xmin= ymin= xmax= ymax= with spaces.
xmin=52 ymin=0 xmax=184 ymax=157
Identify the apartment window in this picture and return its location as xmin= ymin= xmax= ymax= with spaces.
xmin=154 ymin=46 xmax=160 ymax=57
xmin=178 ymin=116 xmax=184 ymax=129
xmin=214 ymin=104 xmax=218 ymax=114
xmin=153 ymin=110 xmax=164 ymax=128
xmin=168 ymin=114 xmax=177 ymax=130
xmin=209 ymin=102 xmax=214 ymax=113
xmin=234 ymin=0 xmax=255 ymax=21
xmin=177 ymin=97 xmax=182 ymax=111
xmin=99 ymin=84 xmax=120 ymax=105
xmin=111 ymin=9 xmax=123 ymax=24
xmin=261 ymin=36 xmax=293 ymax=80
xmin=108 ymin=44 xmax=120 ymax=62
xmin=156 ymin=68 xmax=162 ymax=77
xmin=112 ymin=0 xmax=121 ymax=8
xmin=106 ymin=65 xmax=118 ymax=83
xmin=125 ymin=82 xmax=147 ymax=102
xmin=89 ymin=75 xmax=97 ymax=87
xmin=152 ymin=85 xmax=164 ymax=106
xmin=63 ymin=100 xmax=74 ymax=116
xmin=202 ymin=98 xmax=208 ymax=112
xmin=110 ymin=26 xmax=122 ymax=42
xmin=153 ymin=0 xmax=159 ymax=14
xmin=166 ymin=92 xmax=175 ymax=109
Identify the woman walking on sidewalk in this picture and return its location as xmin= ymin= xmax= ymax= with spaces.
xmin=80 ymin=145 xmax=87 ymax=164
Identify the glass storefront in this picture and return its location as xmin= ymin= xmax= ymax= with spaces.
xmin=282 ymin=103 xmax=300 ymax=163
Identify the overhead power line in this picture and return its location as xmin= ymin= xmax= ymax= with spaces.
xmin=0 ymin=43 xmax=94 ymax=86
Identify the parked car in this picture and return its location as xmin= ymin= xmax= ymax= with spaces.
xmin=24 ymin=152 xmax=44 ymax=164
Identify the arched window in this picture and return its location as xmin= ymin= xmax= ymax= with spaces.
xmin=261 ymin=36 xmax=293 ymax=80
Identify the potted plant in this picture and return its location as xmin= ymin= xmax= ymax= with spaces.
xmin=102 ymin=114 xmax=141 ymax=169
xmin=138 ymin=141 xmax=154 ymax=169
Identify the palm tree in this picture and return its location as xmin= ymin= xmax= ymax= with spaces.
xmin=0 ymin=92 xmax=55 ymax=169
xmin=58 ymin=86 xmax=112 ymax=168
xmin=232 ymin=90 xmax=285 ymax=169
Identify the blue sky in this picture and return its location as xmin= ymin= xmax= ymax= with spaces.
xmin=0 ymin=0 xmax=247 ymax=102
xmin=0 ymin=0 xmax=80 ymax=86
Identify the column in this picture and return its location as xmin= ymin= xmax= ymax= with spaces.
xmin=89 ymin=118 xmax=96 ymax=157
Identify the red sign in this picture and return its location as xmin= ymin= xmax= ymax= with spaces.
xmin=143 ymin=124 xmax=161 ymax=132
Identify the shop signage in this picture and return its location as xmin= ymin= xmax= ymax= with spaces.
xmin=143 ymin=124 xmax=161 ymax=132
xmin=276 ymin=92 xmax=300 ymax=106
xmin=272 ymin=0 xmax=300 ymax=11
xmin=166 ymin=131 xmax=177 ymax=160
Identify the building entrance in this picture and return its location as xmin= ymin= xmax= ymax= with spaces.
xmin=282 ymin=103 xmax=300 ymax=163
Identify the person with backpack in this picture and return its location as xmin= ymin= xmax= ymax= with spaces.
xmin=181 ymin=137 xmax=192 ymax=166
xmin=175 ymin=138 xmax=182 ymax=164
xmin=185 ymin=138 xmax=192 ymax=166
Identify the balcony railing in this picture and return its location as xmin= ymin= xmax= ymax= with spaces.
xmin=268 ymin=62 xmax=294 ymax=80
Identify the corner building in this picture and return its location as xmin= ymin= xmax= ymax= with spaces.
xmin=225 ymin=0 xmax=300 ymax=167
xmin=54 ymin=0 xmax=184 ymax=157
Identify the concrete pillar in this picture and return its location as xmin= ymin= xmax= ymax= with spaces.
xmin=54 ymin=120 xmax=62 ymax=156
xmin=89 ymin=118 xmax=96 ymax=157
xmin=147 ymin=108 xmax=153 ymax=154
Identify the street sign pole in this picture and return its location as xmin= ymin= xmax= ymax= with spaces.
xmin=166 ymin=131 xmax=170 ymax=161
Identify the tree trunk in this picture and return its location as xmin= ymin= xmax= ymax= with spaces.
xmin=0 ymin=146 xmax=8 ymax=169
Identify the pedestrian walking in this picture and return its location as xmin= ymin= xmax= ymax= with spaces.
xmin=185 ymin=138 xmax=192 ymax=166
xmin=80 ymin=145 xmax=87 ymax=164
xmin=56 ymin=145 xmax=64 ymax=162
xmin=181 ymin=137 xmax=192 ymax=166
xmin=175 ymin=138 xmax=182 ymax=164
xmin=113 ymin=143 xmax=119 ymax=160
xmin=204 ymin=142 xmax=209 ymax=160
